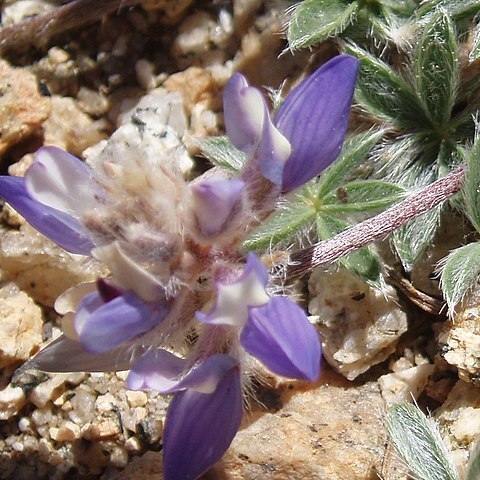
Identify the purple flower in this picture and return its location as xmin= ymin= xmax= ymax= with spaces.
xmin=190 ymin=175 xmax=245 ymax=237
xmin=0 ymin=146 xmax=99 ymax=254
xmin=74 ymin=280 xmax=170 ymax=354
xmin=197 ymin=252 xmax=321 ymax=381
xmin=223 ymin=55 xmax=359 ymax=191
xmin=128 ymin=351 xmax=242 ymax=480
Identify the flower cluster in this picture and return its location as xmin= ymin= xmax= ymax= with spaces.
xmin=0 ymin=55 xmax=358 ymax=479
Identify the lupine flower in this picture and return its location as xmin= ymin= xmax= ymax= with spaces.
xmin=197 ymin=252 xmax=321 ymax=380
xmin=224 ymin=54 xmax=359 ymax=191
xmin=0 ymin=54 xmax=359 ymax=480
xmin=0 ymin=147 xmax=97 ymax=254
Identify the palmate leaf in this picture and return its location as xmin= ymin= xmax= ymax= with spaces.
xmin=392 ymin=204 xmax=442 ymax=271
xmin=287 ymin=0 xmax=358 ymax=50
xmin=379 ymin=0 xmax=418 ymax=16
xmin=417 ymin=0 xmax=480 ymax=20
xmin=316 ymin=129 xmax=385 ymax=199
xmin=414 ymin=9 xmax=458 ymax=128
xmin=199 ymin=136 xmax=246 ymax=172
xmin=463 ymin=129 xmax=480 ymax=233
xmin=316 ymin=214 xmax=382 ymax=285
xmin=321 ymin=179 xmax=406 ymax=213
xmin=438 ymin=242 xmax=480 ymax=315
xmin=386 ymin=404 xmax=459 ymax=480
xmin=243 ymin=198 xmax=316 ymax=251
xmin=470 ymin=21 xmax=480 ymax=63
xmin=344 ymin=43 xmax=429 ymax=128
xmin=466 ymin=439 xmax=480 ymax=480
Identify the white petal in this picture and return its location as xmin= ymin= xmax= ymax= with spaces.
xmin=25 ymin=146 xmax=100 ymax=215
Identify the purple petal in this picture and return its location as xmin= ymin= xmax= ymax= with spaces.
xmin=241 ymin=296 xmax=321 ymax=381
xmin=29 ymin=335 xmax=149 ymax=372
xmin=163 ymin=364 xmax=242 ymax=480
xmin=25 ymin=146 xmax=100 ymax=215
xmin=223 ymin=73 xmax=265 ymax=152
xmin=275 ymin=55 xmax=359 ymax=191
xmin=128 ymin=351 xmax=238 ymax=394
xmin=196 ymin=252 xmax=269 ymax=326
xmin=0 ymin=176 xmax=94 ymax=254
xmin=190 ymin=177 xmax=245 ymax=236
xmin=75 ymin=291 xmax=169 ymax=354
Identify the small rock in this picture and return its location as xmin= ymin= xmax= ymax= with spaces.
xmin=140 ymin=0 xmax=193 ymax=22
xmin=87 ymin=90 xmax=194 ymax=174
xmin=126 ymin=391 xmax=148 ymax=408
xmin=0 ymin=59 xmax=50 ymax=158
xmin=1 ymin=1 xmax=57 ymax=26
xmin=55 ymin=421 xmax=81 ymax=442
xmin=77 ymin=87 xmax=111 ymax=117
xmin=217 ymin=376 xmax=387 ymax=479
xmin=96 ymin=392 xmax=117 ymax=413
xmin=436 ymin=379 xmax=480 ymax=478
xmin=83 ymin=418 xmax=121 ymax=440
xmin=43 ymin=96 xmax=109 ymax=156
xmin=309 ymin=269 xmax=408 ymax=380
xmin=30 ymin=372 xmax=87 ymax=408
xmin=0 ymin=384 xmax=27 ymax=420
xmin=164 ymin=67 xmax=221 ymax=137
xmin=172 ymin=12 xmax=218 ymax=56
xmin=438 ymin=289 xmax=480 ymax=384
xmin=125 ymin=436 xmax=142 ymax=453
xmin=379 ymin=363 xmax=435 ymax=405
xmin=0 ymin=224 xmax=106 ymax=306
xmin=0 ymin=284 xmax=43 ymax=368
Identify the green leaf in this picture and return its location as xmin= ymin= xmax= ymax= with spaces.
xmin=386 ymin=404 xmax=460 ymax=480
xmin=344 ymin=43 xmax=429 ymax=127
xmin=379 ymin=0 xmax=418 ymax=16
xmin=469 ymin=22 xmax=480 ymax=63
xmin=287 ymin=0 xmax=358 ymax=50
xmin=464 ymin=133 xmax=480 ymax=232
xmin=466 ymin=439 xmax=480 ymax=480
xmin=316 ymin=129 xmax=385 ymax=199
xmin=199 ymin=136 xmax=246 ymax=172
xmin=322 ymin=179 xmax=406 ymax=213
xmin=243 ymin=199 xmax=316 ymax=251
xmin=392 ymin=205 xmax=442 ymax=271
xmin=438 ymin=242 xmax=480 ymax=314
xmin=316 ymin=214 xmax=382 ymax=285
xmin=417 ymin=0 xmax=480 ymax=20
xmin=414 ymin=10 xmax=458 ymax=128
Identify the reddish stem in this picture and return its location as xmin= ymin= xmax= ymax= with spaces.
xmin=287 ymin=165 xmax=466 ymax=277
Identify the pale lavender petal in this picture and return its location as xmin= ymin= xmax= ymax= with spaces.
xmin=191 ymin=177 xmax=245 ymax=236
xmin=241 ymin=296 xmax=321 ymax=381
xmin=25 ymin=146 xmax=101 ymax=215
xmin=275 ymin=55 xmax=359 ymax=191
xmin=29 ymin=335 xmax=149 ymax=372
xmin=242 ymin=251 xmax=269 ymax=287
xmin=75 ymin=291 xmax=169 ymax=354
xmin=163 ymin=364 xmax=242 ymax=480
xmin=255 ymin=104 xmax=291 ymax=186
xmin=196 ymin=252 xmax=269 ymax=327
xmin=223 ymin=73 xmax=265 ymax=152
xmin=0 ymin=176 xmax=94 ymax=254
xmin=128 ymin=352 xmax=239 ymax=395
xmin=127 ymin=349 xmax=187 ymax=391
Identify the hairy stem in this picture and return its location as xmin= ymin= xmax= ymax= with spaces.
xmin=288 ymin=165 xmax=465 ymax=277
xmin=0 ymin=0 xmax=140 ymax=53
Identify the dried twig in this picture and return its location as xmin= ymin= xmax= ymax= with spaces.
xmin=0 ymin=0 xmax=140 ymax=54
xmin=288 ymin=165 xmax=466 ymax=277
